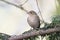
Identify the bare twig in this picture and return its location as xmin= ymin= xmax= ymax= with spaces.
xmin=36 ymin=0 xmax=45 ymax=23
xmin=9 ymin=27 xmax=60 ymax=40
xmin=0 ymin=0 xmax=28 ymax=12
xmin=20 ymin=0 xmax=29 ymax=6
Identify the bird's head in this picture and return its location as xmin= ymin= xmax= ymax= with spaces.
xmin=28 ymin=10 xmax=37 ymax=15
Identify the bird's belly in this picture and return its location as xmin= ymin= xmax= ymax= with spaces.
xmin=28 ymin=20 xmax=39 ymax=29
xmin=28 ymin=18 xmax=39 ymax=26
xmin=27 ymin=16 xmax=40 ymax=29
xmin=29 ymin=18 xmax=37 ymax=23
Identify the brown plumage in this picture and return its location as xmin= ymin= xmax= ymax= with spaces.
xmin=27 ymin=10 xmax=40 ymax=30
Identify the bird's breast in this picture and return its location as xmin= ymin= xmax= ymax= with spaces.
xmin=27 ymin=15 xmax=40 ymax=29
xmin=28 ymin=16 xmax=36 ymax=22
xmin=27 ymin=15 xmax=40 ymax=24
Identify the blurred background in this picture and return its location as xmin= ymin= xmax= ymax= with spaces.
xmin=0 ymin=0 xmax=57 ymax=36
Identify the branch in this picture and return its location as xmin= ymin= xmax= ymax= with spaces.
xmin=9 ymin=27 xmax=60 ymax=40
xmin=0 ymin=0 xmax=28 ymax=12
xmin=20 ymin=0 xmax=28 ymax=6
xmin=36 ymin=0 xmax=44 ymax=22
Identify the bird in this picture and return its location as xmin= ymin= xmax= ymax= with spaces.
xmin=27 ymin=10 xmax=40 ymax=30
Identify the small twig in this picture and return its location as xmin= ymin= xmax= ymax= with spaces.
xmin=36 ymin=0 xmax=45 ymax=23
xmin=20 ymin=0 xmax=29 ymax=6
xmin=0 ymin=0 xmax=28 ymax=12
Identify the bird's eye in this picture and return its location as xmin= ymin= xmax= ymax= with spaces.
xmin=29 ymin=11 xmax=33 ymax=14
xmin=30 ymin=12 xmax=33 ymax=14
xmin=31 ymin=13 xmax=32 ymax=14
